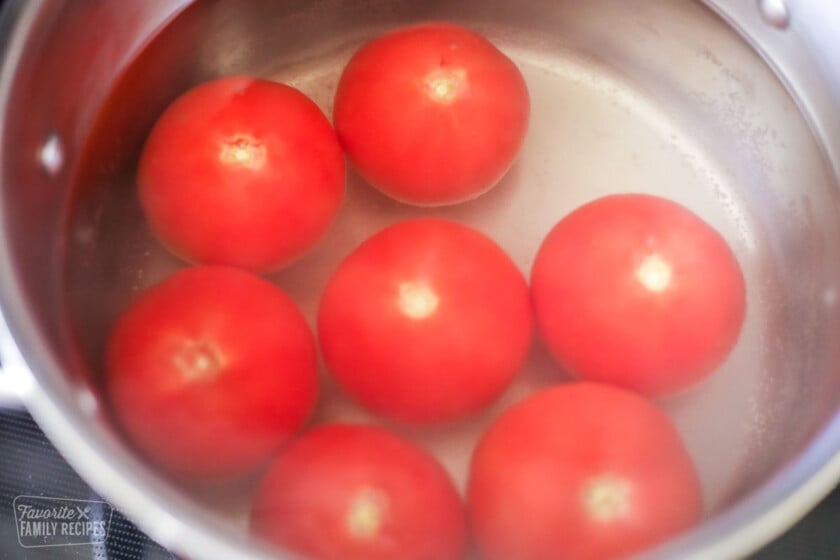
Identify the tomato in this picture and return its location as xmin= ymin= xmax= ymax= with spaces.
xmin=531 ymin=194 xmax=746 ymax=396
xmin=138 ymin=76 xmax=345 ymax=271
xmin=105 ymin=266 xmax=318 ymax=478
xmin=251 ymin=424 xmax=466 ymax=560
xmin=317 ymin=218 xmax=532 ymax=425
xmin=468 ymin=382 xmax=702 ymax=560
xmin=333 ymin=23 xmax=529 ymax=206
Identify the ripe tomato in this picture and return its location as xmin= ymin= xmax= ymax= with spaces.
xmin=105 ymin=266 xmax=318 ymax=478
xmin=138 ymin=76 xmax=345 ymax=271
xmin=531 ymin=194 xmax=746 ymax=396
xmin=333 ymin=23 xmax=529 ymax=206
xmin=468 ymin=383 xmax=702 ymax=560
xmin=317 ymin=218 xmax=533 ymax=425
xmin=251 ymin=424 xmax=466 ymax=560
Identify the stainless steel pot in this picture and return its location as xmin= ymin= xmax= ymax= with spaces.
xmin=2 ymin=0 xmax=840 ymax=558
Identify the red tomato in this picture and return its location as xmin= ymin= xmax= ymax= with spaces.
xmin=105 ymin=266 xmax=318 ymax=478
xmin=251 ymin=424 xmax=467 ymax=560
xmin=317 ymin=218 xmax=533 ymax=425
xmin=138 ymin=76 xmax=345 ymax=271
xmin=333 ymin=23 xmax=529 ymax=206
xmin=468 ymin=382 xmax=703 ymax=560
xmin=531 ymin=194 xmax=746 ymax=396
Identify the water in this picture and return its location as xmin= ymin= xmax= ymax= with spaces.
xmin=63 ymin=3 xmax=840 ymax=549
xmin=270 ymin=46 xmax=764 ymax=514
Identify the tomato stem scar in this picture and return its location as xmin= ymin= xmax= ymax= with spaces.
xmin=425 ymin=69 xmax=466 ymax=104
xmin=397 ymin=281 xmax=440 ymax=320
xmin=583 ymin=476 xmax=632 ymax=523
xmin=173 ymin=340 xmax=224 ymax=381
xmin=347 ymin=487 xmax=390 ymax=539
xmin=219 ymin=135 xmax=267 ymax=169
xmin=635 ymin=253 xmax=673 ymax=293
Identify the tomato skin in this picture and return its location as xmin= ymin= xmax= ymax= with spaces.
xmin=317 ymin=218 xmax=533 ymax=425
xmin=251 ymin=424 xmax=467 ymax=560
xmin=334 ymin=23 xmax=529 ymax=206
xmin=468 ymin=383 xmax=702 ymax=560
xmin=531 ymin=194 xmax=746 ymax=396
xmin=138 ymin=76 xmax=345 ymax=271
xmin=105 ymin=266 xmax=318 ymax=478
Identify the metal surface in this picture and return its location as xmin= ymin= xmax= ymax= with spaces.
xmin=1 ymin=1 xmax=840 ymax=559
xmin=0 ymin=312 xmax=32 ymax=408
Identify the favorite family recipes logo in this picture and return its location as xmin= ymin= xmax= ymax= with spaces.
xmin=13 ymin=495 xmax=112 ymax=548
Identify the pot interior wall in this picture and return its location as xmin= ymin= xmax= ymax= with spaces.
xmin=8 ymin=0 xmax=838 ymax=552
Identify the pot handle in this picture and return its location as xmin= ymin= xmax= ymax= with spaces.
xmin=0 ymin=312 xmax=32 ymax=408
